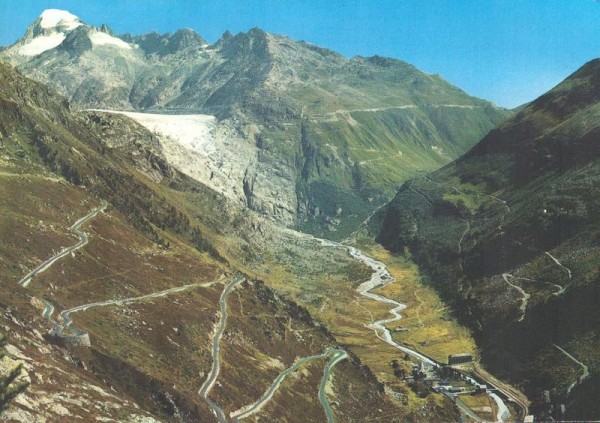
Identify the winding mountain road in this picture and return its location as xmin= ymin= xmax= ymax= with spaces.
xmin=418 ymin=180 xmax=570 ymax=306
xmin=502 ymin=273 xmax=530 ymax=322
xmin=319 ymin=349 xmax=348 ymax=423
xmin=230 ymin=348 xmax=348 ymax=422
xmin=199 ymin=275 xmax=348 ymax=423
xmin=57 ymin=278 xmax=223 ymax=336
xmin=545 ymin=252 xmax=572 ymax=295
xmin=18 ymin=202 xmax=108 ymax=288
xmin=19 ymin=186 xmax=524 ymax=421
xmin=553 ymin=344 xmax=590 ymax=395
xmin=480 ymin=193 xmax=510 ymax=232
xmin=42 ymin=300 xmax=55 ymax=322
xmin=198 ymin=275 xmax=245 ymax=423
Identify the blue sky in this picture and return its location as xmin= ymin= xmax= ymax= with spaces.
xmin=2 ymin=0 xmax=600 ymax=108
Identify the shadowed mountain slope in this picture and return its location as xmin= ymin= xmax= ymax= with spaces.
xmin=376 ymin=58 xmax=600 ymax=421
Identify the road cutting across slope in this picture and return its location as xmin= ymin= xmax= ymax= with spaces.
xmin=199 ymin=275 xmax=245 ymax=423
xmin=18 ymin=202 xmax=108 ymax=288
xmin=58 ymin=277 xmax=224 ymax=336
xmin=230 ymin=348 xmax=348 ymax=422
xmin=554 ymin=344 xmax=590 ymax=396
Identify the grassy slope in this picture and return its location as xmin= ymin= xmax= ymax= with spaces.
xmin=268 ymin=61 xmax=511 ymax=239
xmin=2 ymin=60 xmax=436 ymax=421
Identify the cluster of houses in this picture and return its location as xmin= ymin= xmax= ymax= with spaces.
xmin=400 ymin=353 xmax=536 ymax=423
xmin=403 ymin=353 xmax=492 ymax=398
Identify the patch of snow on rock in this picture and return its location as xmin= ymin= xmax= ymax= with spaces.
xmin=89 ymin=32 xmax=132 ymax=49
xmin=19 ymin=33 xmax=66 ymax=56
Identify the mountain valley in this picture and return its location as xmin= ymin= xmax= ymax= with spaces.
xmin=0 ymin=58 xmax=411 ymax=422
xmin=375 ymin=58 xmax=600 ymax=421
xmin=1 ymin=6 xmax=598 ymax=423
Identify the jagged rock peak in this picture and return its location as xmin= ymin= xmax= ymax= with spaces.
xmin=99 ymin=24 xmax=113 ymax=35
xmin=221 ymin=27 xmax=270 ymax=56
xmin=133 ymin=28 xmax=206 ymax=56
xmin=212 ymin=30 xmax=234 ymax=49
xmin=169 ymin=28 xmax=207 ymax=49
xmin=248 ymin=27 xmax=268 ymax=36
xmin=220 ymin=30 xmax=233 ymax=41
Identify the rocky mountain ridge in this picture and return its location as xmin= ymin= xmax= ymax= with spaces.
xmin=2 ymin=9 xmax=512 ymax=238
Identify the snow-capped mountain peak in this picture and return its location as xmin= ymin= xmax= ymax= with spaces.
xmin=11 ymin=9 xmax=84 ymax=57
xmin=8 ymin=10 xmax=134 ymax=57
xmin=38 ymin=9 xmax=82 ymax=31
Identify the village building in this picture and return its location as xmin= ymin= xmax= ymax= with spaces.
xmin=448 ymin=353 xmax=473 ymax=365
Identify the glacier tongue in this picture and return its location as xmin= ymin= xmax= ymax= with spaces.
xmin=107 ymin=112 xmax=218 ymax=156
xmin=94 ymin=110 xmax=298 ymax=224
